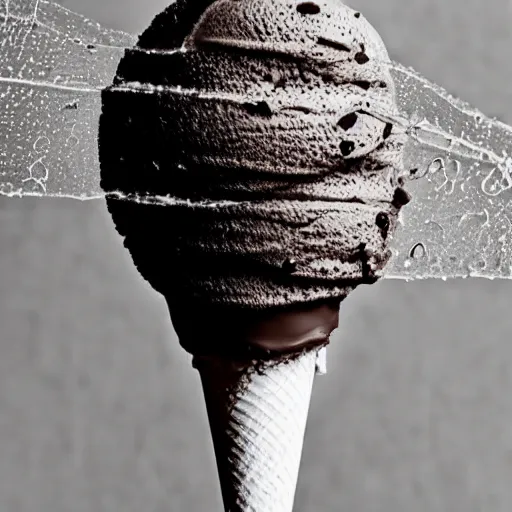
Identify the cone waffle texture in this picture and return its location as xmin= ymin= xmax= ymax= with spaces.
xmin=194 ymin=348 xmax=318 ymax=512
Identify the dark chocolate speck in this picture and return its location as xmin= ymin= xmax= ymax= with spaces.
xmin=243 ymin=100 xmax=273 ymax=117
xmin=383 ymin=123 xmax=393 ymax=139
xmin=355 ymin=52 xmax=370 ymax=64
xmin=375 ymin=212 xmax=390 ymax=239
xmin=353 ymin=80 xmax=371 ymax=90
xmin=317 ymin=36 xmax=351 ymax=52
xmin=64 ymin=101 xmax=79 ymax=110
xmin=392 ymin=187 xmax=412 ymax=208
xmin=337 ymin=112 xmax=358 ymax=131
xmin=282 ymin=258 xmax=298 ymax=273
xmin=339 ymin=140 xmax=356 ymax=157
xmin=358 ymin=243 xmax=373 ymax=283
xmin=296 ymin=2 xmax=320 ymax=15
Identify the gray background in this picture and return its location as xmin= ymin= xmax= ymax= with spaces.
xmin=1 ymin=0 xmax=512 ymax=510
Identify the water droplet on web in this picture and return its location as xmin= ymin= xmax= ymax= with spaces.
xmin=21 ymin=156 xmax=48 ymax=193
xmin=409 ymin=243 xmax=427 ymax=260
xmin=445 ymin=159 xmax=461 ymax=180
xmin=481 ymin=158 xmax=512 ymax=197
xmin=408 ymin=166 xmax=428 ymax=180
xmin=0 ymin=0 xmax=136 ymax=199
xmin=33 ymin=135 xmax=50 ymax=153
xmin=63 ymin=100 xmax=79 ymax=110
xmin=1 ymin=0 xmax=512 ymax=284
xmin=428 ymin=157 xmax=445 ymax=175
xmin=467 ymin=258 xmax=487 ymax=277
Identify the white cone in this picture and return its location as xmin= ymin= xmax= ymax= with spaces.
xmin=193 ymin=348 xmax=319 ymax=512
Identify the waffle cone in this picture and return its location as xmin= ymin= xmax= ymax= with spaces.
xmin=193 ymin=348 xmax=319 ymax=512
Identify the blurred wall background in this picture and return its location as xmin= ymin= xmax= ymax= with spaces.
xmin=1 ymin=0 xmax=512 ymax=510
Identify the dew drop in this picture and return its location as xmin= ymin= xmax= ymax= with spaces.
xmin=408 ymin=166 xmax=428 ymax=180
xmin=409 ymin=243 xmax=427 ymax=260
xmin=428 ymin=157 xmax=445 ymax=175
xmin=33 ymin=136 xmax=50 ymax=153
xmin=63 ymin=100 xmax=79 ymax=110
xmin=468 ymin=259 xmax=486 ymax=273
xmin=445 ymin=158 xmax=461 ymax=181
xmin=481 ymin=161 xmax=512 ymax=197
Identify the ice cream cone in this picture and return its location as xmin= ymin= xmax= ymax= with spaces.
xmin=193 ymin=347 xmax=319 ymax=512
xmin=99 ymin=0 xmax=408 ymax=510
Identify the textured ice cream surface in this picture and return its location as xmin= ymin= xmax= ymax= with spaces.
xmin=99 ymin=0 xmax=408 ymax=352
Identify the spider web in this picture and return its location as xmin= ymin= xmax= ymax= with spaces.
xmin=1 ymin=0 xmax=511 ymax=281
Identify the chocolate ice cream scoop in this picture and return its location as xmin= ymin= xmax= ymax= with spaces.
xmin=99 ymin=0 xmax=408 ymax=356
xmin=99 ymin=2 xmax=408 ymax=510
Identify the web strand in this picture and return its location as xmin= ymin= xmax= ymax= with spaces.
xmin=1 ymin=0 xmax=511 ymax=281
